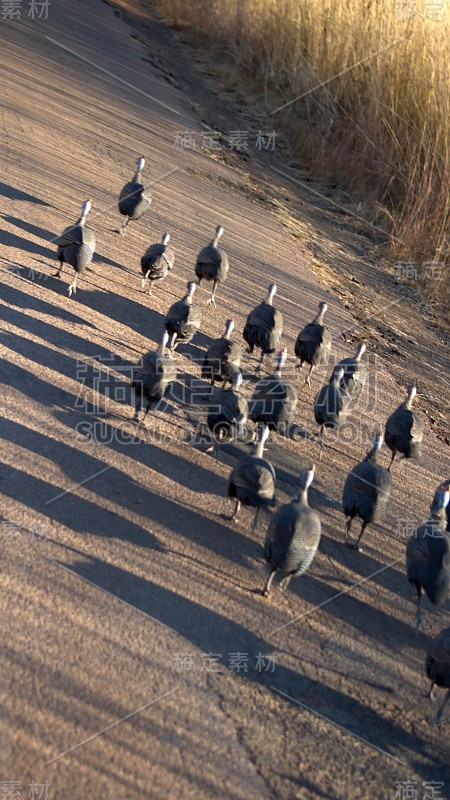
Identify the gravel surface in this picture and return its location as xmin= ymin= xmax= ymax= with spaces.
xmin=1 ymin=1 xmax=449 ymax=798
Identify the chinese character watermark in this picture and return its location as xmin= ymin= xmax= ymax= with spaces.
xmin=1 ymin=0 xmax=50 ymax=20
xmin=171 ymin=651 xmax=277 ymax=673
xmin=173 ymin=129 xmax=278 ymax=154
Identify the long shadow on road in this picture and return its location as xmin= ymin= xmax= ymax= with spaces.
xmin=54 ymin=553 xmax=450 ymax=787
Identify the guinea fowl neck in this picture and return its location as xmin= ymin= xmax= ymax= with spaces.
xmin=224 ymin=320 xmax=234 ymax=340
xmin=254 ymin=440 xmax=265 ymax=458
xmin=430 ymin=490 xmax=450 ymax=525
xmin=367 ymin=439 xmax=382 ymax=462
xmin=404 ymin=386 xmax=416 ymax=410
xmin=297 ymin=486 xmax=310 ymax=506
xmin=212 ymin=227 xmax=223 ymax=248
xmin=314 ymin=305 xmax=327 ymax=325
xmin=133 ymin=166 xmax=143 ymax=183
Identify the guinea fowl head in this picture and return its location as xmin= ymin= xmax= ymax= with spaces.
xmin=212 ymin=225 xmax=224 ymax=247
xmin=266 ymin=283 xmax=277 ymax=304
xmin=224 ymin=319 xmax=235 ymax=338
xmin=161 ymin=232 xmax=170 ymax=246
xmin=355 ymin=342 xmax=366 ymax=361
xmin=136 ymin=156 xmax=145 ymax=172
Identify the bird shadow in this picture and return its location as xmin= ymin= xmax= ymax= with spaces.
xmin=0 ymin=183 xmax=53 ymax=207
xmin=0 ymin=228 xmax=54 ymax=259
xmin=2 ymin=214 xmax=56 ymax=241
xmin=0 ymin=283 xmax=96 ymax=328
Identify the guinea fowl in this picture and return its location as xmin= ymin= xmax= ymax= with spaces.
xmin=141 ymin=233 xmax=174 ymax=295
xmin=195 ymin=225 xmax=229 ymax=307
xmin=426 ymin=624 xmax=450 ymax=725
xmin=206 ymin=372 xmax=248 ymax=458
xmin=434 ymin=480 xmax=450 ymax=532
xmin=314 ymin=366 xmax=349 ymax=456
xmin=384 ymin=384 xmax=423 ymax=470
xmin=243 ymin=283 xmax=283 ymax=375
xmin=164 ymin=281 xmax=202 ymax=351
xmin=249 ymin=348 xmax=297 ymax=435
xmin=227 ymin=425 xmax=276 ymax=530
xmin=201 ymin=319 xmax=242 ymax=392
xmin=406 ymin=485 xmax=450 ymax=629
xmin=342 ymin=433 xmax=392 ymax=551
xmin=54 ymin=199 xmax=95 ymax=297
xmin=263 ymin=466 xmax=321 ymax=598
xmin=295 ymin=301 xmax=332 ymax=386
xmin=131 ymin=331 xmax=177 ymax=422
xmin=118 ymin=156 xmax=151 ymax=234
xmin=332 ymin=342 xmax=367 ymax=404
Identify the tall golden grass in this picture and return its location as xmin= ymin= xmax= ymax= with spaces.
xmin=154 ymin=0 xmax=449 ymax=306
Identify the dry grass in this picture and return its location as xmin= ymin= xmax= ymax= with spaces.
xmin=154 ymin=0 xmax=449 ymax=312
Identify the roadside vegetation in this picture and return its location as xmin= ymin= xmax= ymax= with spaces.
xmin=154 ymin=0 xmax=449 ymax=318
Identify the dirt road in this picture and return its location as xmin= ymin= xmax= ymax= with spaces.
xmin=1 ymin=1 xmax=449 ymax=798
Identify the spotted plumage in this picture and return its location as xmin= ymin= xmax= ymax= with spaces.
xmin=243 ymin=283 xmax=283 ymax=375
xmin=406 ymin=486 xmax=450 ymax=629
xmin=332 ymin=343 xmax=367 ymax=404
xmin=249 ymin=348 xmax=297 ymax=434
xmin=195 ymin=225 xmax=229 ymax=307
xmin=54 ymin=199 xmax=95 ymax=297
xmin=342 ymin=434 xmax=392 ymax=551
xmin=385 ymin=384 xmax=423 ymax=470
xmin=295 ymin=301 xmax=332 ymax=386
xmin=165 ymin=281 xmax=202 ymax=350
xmin=228 ymin=425 xmax=276 ymax=529
xmin=426 ymin=625 xmax=450 ymax=724
xmin=207 ymin=372 xmax=248 ymax=458
xmin=141 ymin=233 xmax=174 ymax=294
xmin=262 ymin=466 xmax=321 ymax=597
xmin=131 ymin=331 xmax=177 ymax=422
xmin=118 ymin=156 xmax=151 ymax=233
xmin=202 ymin=319 xmax=242 ymax=389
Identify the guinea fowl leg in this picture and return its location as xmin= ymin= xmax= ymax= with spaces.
xmin=426 ymin=681 xmax=436 ymax=701
xmin=414 ymin=589 xmax=424 ymax=630
xmin=53 ymin=258 xmax=64 ymax=278
xmin=318 ymin=425 xmax=325 ymax=461
xmin=344 ymin=516 xmax=353 ymax=543
xmin=262 ymin=568 xmax=276 ymax=598
xmin=255 ymin=351 xmax=265 ymax=377
xmin=387 ymin=450 xmax=396 ymax=472
xmin=120 ymin=216 xmax=130 ymax=234
xmin=229 ymin=500 xmax=241 ymax=522
xmin=279 ymin=575 xmax=292 ymax=591
xmin=170 ymin=332 xmax=178 ymax=351
xmin=133 ymin=393 xmax=142 ymax=422
xmin=68 ymin=274 xmax=78 ymax=297
xmin=434 ymin=689 xmax=450 ymax=725
xmin=141 ymin=271 xmax=150 ymax=290
xmin=251 ymin=507 xmax=261 ymax=531
xmin=206 ymin=281 xmax=217 ymax=308
xmin=352 ymin=520 xmax=367 ymax=551
xmin=305 ymin=364 xmax=314 ymax=387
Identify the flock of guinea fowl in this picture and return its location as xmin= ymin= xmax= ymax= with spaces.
xmin=50 ymin=156 xmax=450 ymax=724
